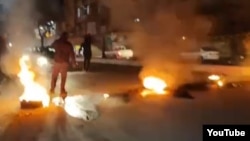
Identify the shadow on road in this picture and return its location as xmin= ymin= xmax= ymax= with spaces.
xmin=50 ymin=106 xmax=68 ymax=141
xmin=0 ymin=108 xmax=50 ymax=141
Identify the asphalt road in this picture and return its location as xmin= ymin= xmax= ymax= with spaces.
xmin=0 ymin=65 xmax=250 ymax=141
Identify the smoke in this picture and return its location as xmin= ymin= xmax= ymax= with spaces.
xmin=0 ymin=1 xmax=39 ymax=132
xmin=0 ymin=0 xmax=38 ymax=76
xmin=7 ymin=0 xmax=37 ymax=49
xmin=101 ymin=0 xmax=212 ymax=87
xmin=100 ymin=0 xmax=137 ymax=30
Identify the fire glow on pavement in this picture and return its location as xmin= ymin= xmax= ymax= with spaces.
xmin=52 ymin=95 xmax=102 ymax=121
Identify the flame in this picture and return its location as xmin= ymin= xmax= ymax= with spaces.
xmin=18 ymin=55 xmax=50 ymax=107
xmin=217 ymin=80 xmax=224 ymax=87
xmin=141 ymin=76 xmax=168 ymax=97
xmin=208 ymin=74 xmax=221 ymax=81
xmin=103 ymin=93 xmax=110 ymax=99
xmin=208 ymin=74 xmax=225 ymax=87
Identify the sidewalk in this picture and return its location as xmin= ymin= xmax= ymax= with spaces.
xmin=75 ymin=52 xmax=199 ymax=67
xmin=76 ymin=57 xmax=141 ymax=67
xmin=76 ymin=57 xmax=250 ymax=78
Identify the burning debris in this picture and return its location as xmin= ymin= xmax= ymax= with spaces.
xmin=141 ymin=76 xmax=169 ymax=97
xmin=141 ymin=76 xmax=194 ymax=99
xmin=103 ymin=93 xmax=110 ymax=99
xmin=207 ymin=74 xmax=225 ymax=88
xmin=103 ymin=73 xmax=233 ymax=102
xmin=102 ymin=76 xmax=171 ymax=102
xmin=18 ymin=55 xmax=50 ymax=109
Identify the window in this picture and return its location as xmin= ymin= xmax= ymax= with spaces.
xmin=77 ymin=5 xmax=90 ymax=19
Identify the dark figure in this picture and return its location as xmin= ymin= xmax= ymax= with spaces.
xmin=0 ymin=36 xmax=7 ymax=56
xmin=0 ymin=36 xmax=8 ymax=83
xmin=79 ymin=34 xmax=92 ymax=71
xmin=50 ymin=32 xmax=77 ymax=99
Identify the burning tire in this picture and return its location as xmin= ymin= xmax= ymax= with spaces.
xmin=20 ymin=100 xmax=43 ymax=109
xmin=18 ymin=55 xmax=50 ymax=109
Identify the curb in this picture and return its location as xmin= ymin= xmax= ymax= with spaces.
xmin=76 ymin=58 xmax=141 ymax=67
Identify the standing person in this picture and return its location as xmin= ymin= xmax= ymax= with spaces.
xmin=0 ymin=35 xmax=7 ymax=56
xmin=79 ymin=34 xmax=92 ymax=71
xmin=0 ymin=35 xmax=8 ymax=83
xmin=50 ymin=32 xmax=77 ymax=99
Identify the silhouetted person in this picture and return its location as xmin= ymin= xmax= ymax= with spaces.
xmin=0 ymin=35 xmax=8 ymax=83
xmin=50 ymin=32 xmax=77 ymax=99
xmin=79 ymin=34 xmax=92 ymax=71
xmin=0 ymin=36 xmax=7 ymax=56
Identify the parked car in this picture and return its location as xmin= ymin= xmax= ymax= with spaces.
xmin=200 ymin=46 xmax=220 ymax=63
xmin=105 ymin=45 xmax=134 ymax=59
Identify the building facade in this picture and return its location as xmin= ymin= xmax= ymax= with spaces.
xmin=63 ymin=0 xmax=110 ymax=37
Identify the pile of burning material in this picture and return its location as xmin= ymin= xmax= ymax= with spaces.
xmin=207 ymin=74 xmax=250 ymax=89
xmin=105 ymin=74 xmax=227 ymax=101
xmin=172 ymin=74 xmax=226 ymax=99
xmin=140 ymin=76 xmax=169 ymax=97
xmin=18 ymin=55 xmax=50 ymax=109
xmin=207 ymin=74 xmax=225 ymax=88
xmin=103 ymin=76 xmax=171 ymax=102
xmin=178 ymin=74 xmax=225 ymax=91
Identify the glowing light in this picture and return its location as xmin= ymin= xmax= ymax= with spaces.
xmin=217 ymin=80 xmax=224 ymax=87
xmin=141 ymin=76 xmax=168 ymax=97
xmin=52 ymin=97 xmax=64 ymax=106
xmin=37 ymin=56 xmax=48 ymax=67
xmin=208 ymin=74 xmax=221 ymax=81
xmin=18 ymin=55 xmax=50 ymax=107
xmin=39 ymin=26 xmax=44 ymax=30
xmin=134 ymin=18 xmax=140 ymax=23
xmin=103 ymin=93 xmax=110 ymax=99
xmin=182 ymin=36 xmax=186 ymax=40
xmin=8 ymin=42 xmax=12 ymax=47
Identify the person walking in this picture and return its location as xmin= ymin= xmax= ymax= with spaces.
xmin=79 ymin=34 xmax=92 ymax=71
xmin=50 ymin=32 xmax=77 ymax=99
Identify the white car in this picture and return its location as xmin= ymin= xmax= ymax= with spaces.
xmin=200 ymin=47 xmax=220 ymax=60
xmin=105 ymin=45 xmax=134 ymax=59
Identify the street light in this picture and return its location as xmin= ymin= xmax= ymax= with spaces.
xmin=182 ymin=36 xmax=186 ymax=40
xmin=134 ymin=18 xmax=140 ymax=23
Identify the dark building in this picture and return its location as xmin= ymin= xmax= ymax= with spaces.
xmin=63 ymin=0 xmax=110 ymax=36
xmin=199 ymin=0 xmax=250 ymax=35
xmin=0 ymin=3 xmax=7 ymax=34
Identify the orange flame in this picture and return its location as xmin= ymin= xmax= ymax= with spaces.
xmin=18 ymin=55 xmax=50 ymax=107
xmin=141 ymin=76 xmax=168 ymax=97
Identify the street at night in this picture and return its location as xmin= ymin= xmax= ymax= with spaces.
xmin=2 ymin=0 xmax=250 ymax=140
xmin=0 ymin=64 xmax=250 ymax=141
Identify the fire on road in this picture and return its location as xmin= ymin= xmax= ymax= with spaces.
xmin=0 ymin=65 xmax=250 ymax=141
